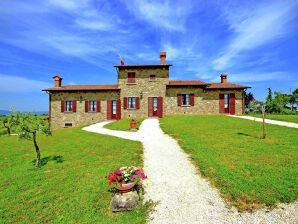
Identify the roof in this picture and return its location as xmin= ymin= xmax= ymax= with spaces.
xmin=43 ymin=84 xmax=119 ymax=92
xmin=205 ymin=82 xmax=250 ymax=89
xmin=114 ymin=64 xmax=172 ymax=69
xmin=167 ymin=80 xmax=207 ymax=86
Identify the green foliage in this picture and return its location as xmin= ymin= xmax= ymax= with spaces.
xmin=160 ymin=115 xmax=298 ymax=210
xmin=266 ymin=88 xmax=272 ymax=104
xmin=0 ymin=110 xmax=19 ymax=135
xmin=266 ymin=91 xmax=291 ymax=113
xmin=247 ymin=114 xmax=298 ymax=123
xmin=247 ymin=99 xmax=264 ymax=113
xmin=0 ymin=128 xmax=147 ymax=223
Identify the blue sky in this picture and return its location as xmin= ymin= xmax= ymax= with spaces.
xmin=0 ymin=0 xmax=297 ymax=111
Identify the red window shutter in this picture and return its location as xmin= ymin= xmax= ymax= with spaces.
xmin=190 ymin=94 xmax=195 ymax=106
xmin=107 ymin=100 xmax=112 ymax=120
xmin=72 ymin=100 xmax=77 ymax=112
xmin=230 ymin=93 xmax=235 ymax=115
xmin=127 ymin=72 xmax=135 ymax=83
xmin=123 ymin=97 xmax=127 ymax=109
xmin=116 ymin=99 xmax=121 ymax=120
xmin=61 ymin=100 xmax=65 ymax=112
xmin=136 ymin=97 xmax=140 ymax=109
xmin=85 ymin=100 xmax=89 ymax=112
xmin=157 ymin=97 xmax=163 ymax=118
xmin=177 ymin=94 xmax=182 ymax=106
xmin=219 ymin=94 xmax=224 ymax=114
xmin=148 ymin=97 xmax=153 ymax=117
xmin=97 ymin=100 xmax=101 ymax=112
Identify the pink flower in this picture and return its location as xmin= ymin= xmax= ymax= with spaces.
xmin=132 ymin=174 xmax=135 ymax=179
xmin=137 ymin=170 xmax=141 ymax=176
xmin=142 ymin=173 xmax=146 ymax=180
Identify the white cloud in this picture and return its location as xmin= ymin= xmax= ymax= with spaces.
xmin=213 ymin=1 xmax=298 ymax=70
xmin=0 ymin=74 xmax=51 ymax=93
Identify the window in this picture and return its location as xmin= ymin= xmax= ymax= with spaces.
xmin=65 ymin=101 xmax=72 ymax=112
xmin=149 ymin=74 xmax=156 ymax=81
xmin=182 ymin=94 xmax=190 ymax=106
xmin=64 ymin=123 xmax=72 ymax=127
xmin=89 ymin=100 xmax=97 ymax=112
xmin=127 ymin=72 xmax=135 ymax=83
xmin=224 ymin=94 xmax=229 ymax=109
xmin=153 ymin=97 xmax=158 ymax=111
xmin=128 ymin=97 xmax=136 ymax=109
xmin=112 ymin=100 xmax=116 ymax=115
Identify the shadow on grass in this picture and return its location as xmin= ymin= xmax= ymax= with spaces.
xmin=32 ymin=155 xmax=64 ymax=167
xmin=237 ymin=132 xmax=261 ymax=139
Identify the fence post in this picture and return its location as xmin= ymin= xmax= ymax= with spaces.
xmin=262 ymin=105 xmax=266 ymax=139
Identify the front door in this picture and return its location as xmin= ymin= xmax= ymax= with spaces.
xmin=107 ymin=99 xmax=121 ymax=120
xmin=148 ymin=97 xmax=163 ymax=118
xmin=224 ymin=94 xmax=229 ymax=113
xmin=111 ymin=100 xmax=117 ymax=119
xmin=219 ymin=93 xmax=235 ymax=114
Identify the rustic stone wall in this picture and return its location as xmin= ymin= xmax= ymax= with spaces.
xmin=117 ymin=67 xmax=169 ymax=118
xmin=165 ymin=88 xmax=243 ymax=115
xmin=50 ymin=91 xmax=119 ymax=129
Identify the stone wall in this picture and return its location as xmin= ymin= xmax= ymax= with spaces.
xmin=117 ymin=67 xmax=169 ymax=118
xmin=165 ymin=88 xmax=243 ymax=115
xmin=50 ymin=91 xmax=119 ymax=129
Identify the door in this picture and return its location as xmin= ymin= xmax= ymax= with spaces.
xmin=219 ymin=93 xmax=235 ymax=114
xmin=224 ymin=94 xmax=229 ymax=113
xmin=107 ymin=100 xmax=121 ymax=120
xmin=111 ymin=100 xmax=117 ymax=119
xmin=148 ymin=97 xmax=163 ymax=118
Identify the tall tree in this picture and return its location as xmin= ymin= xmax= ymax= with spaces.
xmin=244 ymin=92 xmax=254 ymax=108
xmin=266 ymin=88 xmax=272 ymax=104
xmin=15 ymin=112 xmax=51 ymax=167
xmin=289 ymin=88 xmax=298 ymax=111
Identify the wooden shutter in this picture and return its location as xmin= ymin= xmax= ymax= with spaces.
xmin=85 ymin=100 xmax=89 ymax=112
xmin=190 ymin=94 xmax=194 ymax=106
xmin=123 ymin=97 xmax=127 ymax=109
xmin=136 ymin=97 xmax=140 ymax=109
xmin=97 ymin=100 xmax=101 ymax=112
xmin=157 ymin=97 xmax=163 ymax=118
xmin=219 ymin=94 xmax=224 ymax=114
xmin=61 ymin=100 xmax=65 ymax=112
xmin=116 ymin=99 xmax=121 ymax=120
xmin=127 ymin=72 xmax=135 ymax=83
xmin=177 ymin=94 xmax=182 ymax=106
xmin=148 ymin=97 xmax=153 ymax=117
xmin=230 ymin=93 xmax=235 ymax=115
xmin=72 ymin=100 xmax=77 ymax=112
xmin=107 ymin=100 xmax=112 ymax=120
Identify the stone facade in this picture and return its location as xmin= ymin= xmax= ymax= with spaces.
xmin=50 ymin=91 xmax=119 ymax=129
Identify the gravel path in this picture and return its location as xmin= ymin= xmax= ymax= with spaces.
xmin=228 ymin=115 xmax=298 ymax=128
xmin=83 ymin=119 xmax=297 ymax=224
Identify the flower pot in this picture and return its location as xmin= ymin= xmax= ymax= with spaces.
xmin=115 ymin=181 xmax=136 ymax=193
xmin=130 ymin=121 xmax=136 ymax=129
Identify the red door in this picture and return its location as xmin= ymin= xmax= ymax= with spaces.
xmin=107 ymin=100 xmax=121 ymax=120
xmin=148 ymin=97 xmax=163 ymax=118
xmin=219 ymin=93 xmax=234 ymax=114
xmin=230 ymin=93 xmax=235 ymax=115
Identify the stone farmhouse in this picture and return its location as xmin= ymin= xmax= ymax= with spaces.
xmin=43 ymin=52 xmax=250 ymax=129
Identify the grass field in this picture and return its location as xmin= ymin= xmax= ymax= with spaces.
xmin=0 ymin=127 xmax=147 ymax=223
xmin=160 ymin=115 xmax=298 ymax=210
xmin=247 ymin=113 xmax=298 ymax=123
xmin=104 ymin=118 xmax=144 ymax=131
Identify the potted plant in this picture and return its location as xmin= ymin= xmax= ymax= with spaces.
xmin=130 ymin=119 xmax=137 ymax=130
xmin=107 ymin=166 xmax=146 ymax=193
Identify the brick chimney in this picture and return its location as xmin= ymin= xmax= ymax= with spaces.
xmin=160 ymin=51 xmax=166 ymax=65
xmin=53 ymin=75 xmax=62 ymax=87
xmin=220 ymin=74 xmax=227 ymax=83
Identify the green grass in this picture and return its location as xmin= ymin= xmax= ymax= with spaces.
xmin=160 ymin=115 xmax=298 ymax=210
xmin=0 ymin=127 xmax=147 ymax=223
xmin=247 ymin=113 xmax=298 ymax=123
xmin=104 ymin=119 xmax=144 ymax=131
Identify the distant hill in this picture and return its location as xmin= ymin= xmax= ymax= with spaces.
xmin=0 ymin=110 xmax=48 ymax=116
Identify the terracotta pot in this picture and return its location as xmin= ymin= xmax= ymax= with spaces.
xmin=130 ymin=121 xmax=136 ymax=129
xmin=115 ymin=181 xmax=136 ymax=193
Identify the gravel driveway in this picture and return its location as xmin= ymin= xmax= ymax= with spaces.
xmin=83 ymin=119 xmax=297 ymax=224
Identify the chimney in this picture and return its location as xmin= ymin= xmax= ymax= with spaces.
xmin=160 ymin=51 xmax=166 ymax=65
xmin=53 ymin=75 xmax=63 ymax=87
xmin=220 ymin=74 xmax=227 ymax=83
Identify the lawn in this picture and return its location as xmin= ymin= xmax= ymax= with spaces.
xmin=0 ymin=127 xmax=147 ymax=223
xmin=160 ymin=115 xmax=298 ymax=210
xmin=247 ymin=113 xmax=298 ymax=123
xmin=104 ymin=118 xmax=144 ymax=131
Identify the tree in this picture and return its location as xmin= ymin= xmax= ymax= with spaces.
xmin=244 ymin=92 xmax=254 ymax=108
xmin=266 ymin=88 xmax=272 ymax=104
xmin=289 ymin=88 xmax=298 ymax=111
xmin=267 ymin=91 xmax=291 ymax=113
xmin=248 ymin=100 xmax=264 ymax=113
xmin=0 ymin=111 xmax=18 ymax=136
xmin=15 ymin=112 xmax=51 ymax=167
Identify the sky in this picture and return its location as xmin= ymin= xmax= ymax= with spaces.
xmin=0 ymin=0 xmax=297 ymax=111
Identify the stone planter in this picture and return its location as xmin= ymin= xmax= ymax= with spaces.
xmin=130 ymin=121 xmax=137 ymax=130
xmin=115 ymin=181 xmax=136 ymax=193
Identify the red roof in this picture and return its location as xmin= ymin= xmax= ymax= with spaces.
xmin=205 ymin=82 xmax=250 ymax=89
xmin=114 ymin=64 xmax=172 ymax=68
xmin=43 ymin=84 xmax=119 ymax=92
xmin=167 ymin=80 xmax=207 ymax=86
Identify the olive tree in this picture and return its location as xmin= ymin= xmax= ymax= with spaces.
xmin=16 ymin=112 xmax=51 ymax=167
xmin=0 ymin=111 xmax=18 ymax=136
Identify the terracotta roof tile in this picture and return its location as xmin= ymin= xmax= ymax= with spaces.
xmin=167 ymin=80 xmax=207 ymax=86
xmin=43 ymin=84 xmax=119 ymax=91
xmin=205 ymin=82 xmax=250 ymax=89
xmin=114 ymin=64 xmax=172 ymax=68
